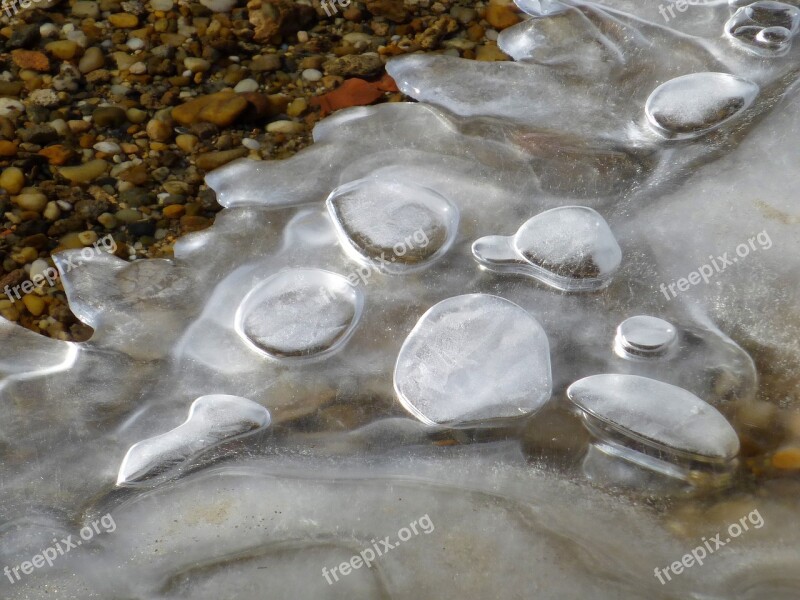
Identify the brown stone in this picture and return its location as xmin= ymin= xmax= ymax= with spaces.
xmin=365 ymin=0 xmax=410 ymax=22
xmin=247 ymin=0 xmax=316 ymax=43
xmin=172 ymin=92 xmax=248 ymax=127
xmin=195 ymin=147 xmax=248 ymax=171
xmin=38 ymin=145 xmax=76 ymax=165
xmin=11 ymin=49 xmax=50 ymax=72
xmin=0 ymin=140 xmax=18 ymax=157
xmin=485 ymin=3 xmax=521 ymax=30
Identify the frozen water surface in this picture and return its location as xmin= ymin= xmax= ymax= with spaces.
xmin=2 ymin=0 xmax=800 ymax=597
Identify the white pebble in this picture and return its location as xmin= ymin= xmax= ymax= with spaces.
xmin=29 ymin=259 xmax=53 ymax=283
xmin=0 ymin=98 xmax=24 ymax=117
xmin=234 ymin=78 xmax=259 ymax=93
xmin=242 ymin=138 xmax=260 ymax=150
xmin=56 ymin=200 xmax=72 ymax=211
xmin=302 ymin=68 xmax=322 ymax=82
xmin=129 ymin=62 xmax=147 ymax=74
xmin=127 ymin=38 xmax=145 ymax=51
xmin=297 ymin=31 xmax=309 ymax=43
xmin=39 ymin=23 xmax=59 ymax=38
xmin=485 ymin=29 xmax=499 ymax=41
xmin=94 ymin=141 xmax=122 ymax=154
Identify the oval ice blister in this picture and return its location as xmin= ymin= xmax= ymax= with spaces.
xmin=725 ymin=1 xmax=800 ymax=57
xmin=326 ymin=177 xmax=459 ymax=274
xmin=472 ymin=206 xmax=622 ymax=291
xmin=644 ymin=72 xmax=759 ymax=140
xmin=567 ymin=374 xmax=740 ymax=487
xmin=394 ymin=294 xmax=552 ymax=427
xmin=235 ymin=268 xmax=363 ymax=361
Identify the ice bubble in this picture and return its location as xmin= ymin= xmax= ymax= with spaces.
xmin=235 ymin=268 xmax=363 ymax=360
xmin=725 ymin=2 xmax=800 ymax=56
xmin=117 ymin=394 xmax=271 ymax=485
xmin=326 ymin=177 xmax=459 ymax=274
xmin=613 ymin=315 xmax=677 ymax=359
xmin=645 ymin=73 xmax=759 ymax=139
xmin=394 ymin=294 xmax=552 ymax=426
xmin=566 ymin=374 xmax=740 ymax=462
xmin=472 ymin=206 xmax=622 ymax=291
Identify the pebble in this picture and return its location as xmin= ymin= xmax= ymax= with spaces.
xmin=109 ymin=13 xmax=139 ymax=28
xmin=0 ymin=167 xmax=25 ymax=194
xmin=29 ymin=259 xmax=52 ymax=282
xmin=0 ymin=141 xmax=18 ymax=157
xmin=58 ymin=159 xmax=109 ymax=183
xmin=234 ymin=78 xmax=259 ymax=93
xmin=22 ymin=294 xmax=46 ymax=317
xmin=45 ymin=40 xmax=80 ymax=60
xmin=150 ymin=0 xmax=173 ymax=9
xmin=79 ymin=47 xmax=105 ymax=73
xmin=184 ymin=57 xmax=211 ymax=73
xmin=242 ymin=138 xmax=260 ymax=150
xmin=78 ymin=231 xmax=99 ymax=246
xmin=29 ymin=89 xmax=60 ymax=108
xmin=772 ymin=447 xmax=800 ymax=470
xmin=98 ymin=213 xmax=118 ymax=228
xmin=72 ymin=0 xmax=100 ymax=18
xmin=302 ymin=68 xmax=323 ymax=81
xmin=94 ymin=106 xmax=128 ymax=128
xmin=146 ymin=118 xmax=172 ymax=142
xmin=129 ymin=62 xmax=147 ymax=75
xmin=115 ymin=208 xmax=143 ymax=223
xmin=94 ymin=141 xmax=122 ymax=154
xmin=266 ymin=120 xmax=305 ymax=134
xmin=14 ymin=192 xmax=48 ymax=212
xmin=11 ymin=49 xmax=50 ymax=71
xmin=172 ymin=92 xmax=248 ymax=127
xmin=286 ymin=97 xmax=308 ymax=117
xmin=175 ymin=133 xmax=199 ymax=152
xmin=0 ymin=99 xmax=25 ymax=117
xmin=250 ymin=54 xmax=281 ymax=72
xmin=127 ymin=38 xmax=145 ymax=51
xmin=43 ymin=201 xmax=61 ymax=221
xmin=200 ymin=0 xmax=237 ymax=11
xmin=485 ymin=4 xmax=521 ymax=30
xmin=195 ymin=147 xmax=248 ymax=170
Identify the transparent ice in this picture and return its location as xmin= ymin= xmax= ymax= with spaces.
xmin=2 ymin=0 xmax=800 ymax=597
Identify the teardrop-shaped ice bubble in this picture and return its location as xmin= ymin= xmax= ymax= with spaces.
xmin=326 ymin=177 xmax=459 ymax=274
xmin=394 ymin=294 xmax=552 ymax=427
xmin=645 ymin=73 xmax=759 ymax=139
xmin=117 ymin=394 xmax=270 ymax=485
xmin=566 ymin=374 xmax=740 ymax=462
xmin=725 ymin=1 xmax=800 ymax=56
xmin=235 ymin=268 xmax=362 ymax=360
xmin=614 ymin=316 xmax=677 ymax=359
xmin=472 ymin=206 xmax=621 ymax=291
